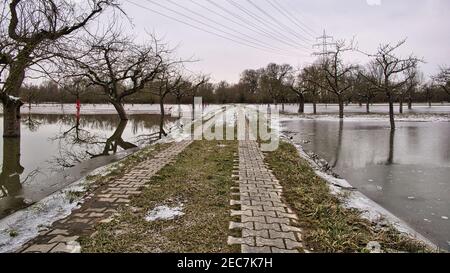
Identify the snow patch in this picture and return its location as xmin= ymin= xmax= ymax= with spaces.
xmin=281 ymin=133 xmax=439 ymax=250
xmin=145 ymin=205 xmax=185 ymax=222
xmin=0 ymin=161 xmax=122 ymax=253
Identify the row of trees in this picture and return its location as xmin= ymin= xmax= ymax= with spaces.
xmin=1 ymin=0 xmax=210 ymax=138
xmin=2 ymin=1 xmax=449 ymax=137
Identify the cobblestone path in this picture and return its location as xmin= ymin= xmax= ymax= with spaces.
xmin=19 ymin=140 xmax=193 ymax=253
xmin=228 ymin=140 xmax=304 ymax=253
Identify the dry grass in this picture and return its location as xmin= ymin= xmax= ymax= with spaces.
xmin=80 ymin=140 xmax=238 ymax=253
xmin=265 ymin=142 xmax=430 ymax=253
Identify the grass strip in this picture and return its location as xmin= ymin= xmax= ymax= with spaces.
xmin=80 ymin=140 xmax=238 ymax=253
xmin=265 ymin=141 xmax=430 ymax=253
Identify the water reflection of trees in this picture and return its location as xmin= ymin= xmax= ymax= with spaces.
xmin=47 ymin=114 xmax=174 ymax=170
xmin=0 ymin=138 xmax=27 ymax=216
xmin=22 ymin=115 xmax=42 ymax=132
xmin=87 ymin=120 xmax=137 ymax=158
xmin=24 ymin=114 xmax=175 ymax=132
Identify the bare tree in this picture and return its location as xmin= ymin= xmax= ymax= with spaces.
xmin=287 ymin=69 xmax=308 ymax=114
xmin=152 ymin=69 xmax=183 ymax=138
xmin=87 ymin=120 xmax=137 ymax=158
xmin=61 ymin=31 xmax=168 ymax=120
xmin=356 ymin=64 xmax=379 ymax=113
xmin=188 ymin=74 xmax=208 ymax=117
xmin=423 ymin=82 xmax=434 ymax=107
xmin=360 ymin=40 xmax=421 ymax=129
xmin=433 ymin=66 xmax=450 ymax=98
xmin=398 ymin=66 xmax=421 ymax=113
xmin=0 ymin=0 xmax=118 ymax=137
xmin=302 ymin=64 xmax=323 ymax=114
xmin=311 ymin=41 xmax=356 ymax=119
xmin=259 ymin=63 xmax=293 ymax=111
xmin=239 ymin=69 xmax=261 ymax=103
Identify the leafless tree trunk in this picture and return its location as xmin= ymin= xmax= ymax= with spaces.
xmin=433 ymin=66 xmax=450 ymax=99
xmin=360 ymin=40 xmax=421 ymax=130
xmin=152 ymin=70 xmax=185 ymax=139
xmin=310 ymin=41 xmax=355 ymax=119
xmin=59 ymin=30 xmax=168 ymax=121
xmin=0 ymin=0 xmax=118 ymax=137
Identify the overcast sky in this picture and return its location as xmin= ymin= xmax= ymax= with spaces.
xmin=119 ymin=0 xmax=450 ymax=83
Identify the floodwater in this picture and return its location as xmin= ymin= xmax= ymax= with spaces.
xmin=283 ymin=118 xmax=450 ymax=251
xmin=0 ymin=110 xmax=176 ymax=220
xmin=278 ymin=103 xmax=450 ymax=115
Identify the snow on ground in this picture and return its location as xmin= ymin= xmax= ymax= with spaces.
xmin=280 ymin=113 xmax=450 ymax=123
xmin=145 ymin=205 xmax=185 ymax=222
xmin=0 ymin=164 xmax=112 ymax=253
xmin=283 ymin=134 xmax=438 ymax=250
xmin=0 ymin=105 xmax=224 ymax=253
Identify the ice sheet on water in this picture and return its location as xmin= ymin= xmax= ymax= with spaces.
xmin=285 ymin=137 xmax=438 ymax=250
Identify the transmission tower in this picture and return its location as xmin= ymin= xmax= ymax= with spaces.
xmin=313 ymin=30 xmax=336 ymax=56
xmin=312 ymin=30 xmax=336 ymax=107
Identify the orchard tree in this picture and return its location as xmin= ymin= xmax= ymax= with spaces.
xmin=356 ymin=65 xmax=379 ymax=113
xmin=361 ymin=40 xmax=421 ymax=129
xmin=287 ymin=69 xmax=308 ymax=114
xmin=302 ymin=63 xmax=323 ymax=114
xmin=0 ymin=0 xmax=118 ymax=137
xmin=61 ymin=31 xmax=168 ymax=120
xmin=399 ymin=66 xmax=422 ymax=113
xmin=433 ymin=66 xmax=450 ymax=98
xmin=311 ymin=41 xmax=356 ymax=119
xmin=259 ymin=63 xmax=293 ymax=111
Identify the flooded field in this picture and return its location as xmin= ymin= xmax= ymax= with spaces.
xmin=0 ymin=110 xmax=177 ymax=220
xmin=283 ymin=118 xmax=450 ymax=251
xmin=279 ymin=103 xmax=450 ymax=115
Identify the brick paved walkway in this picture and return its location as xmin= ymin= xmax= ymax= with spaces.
xmin=228 ymin=141 xmax=304 ymax=253
xmin=19 ymin=140 xmax=193 ymax=253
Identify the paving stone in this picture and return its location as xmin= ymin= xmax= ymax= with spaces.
xmin=229 ymin=221 xmax=254 ymax=230
xmin=241 ymin=245 xmax=272 ymax=253
xmin=50 ymin=242 xmax=81 ymax=253
xmin=252 ymin=210 xmax=277 ymax=218
xmin=49 ymin=235 xmax=79 ymax=244
xmin=230 ymin=139 xmax=304 ymax=253
xmin=241 ymin=215 xmax=266 ymax=223
xmin=263 ymin=205 xmax=287 ymax=213
xmin=22 ymin=243 xmax=57 ymax=253
xmin=254 ymin=222 xmax=281 ymax=231
xmin=242 ymin=229 xmax=269 ymax=238
xmin=255 ymin=237 xmax=285 ymax=248
xmin=269 ymin=230 xmax=297 ymax=241
xmin=230 ymin=209 xmax=253 ymax=217
xmin=265 ymin=216 xmax=291 ymax=225
xmin=48 ymin=229 xmax=70 ymax=236
xmin=280 ymin=224 xmax=303 ymax=233
xmin=276 ymin=211 xmax=299 ymax=220
xmin=19 ymin=141 xmax=193 ymax=253
xmin=285 ymin=239 xmax=303 ymax=250
xmin=227 ymin=236 xmax=255 ymax=246
xmin=271 ymin=247 xmax=299 ymax=253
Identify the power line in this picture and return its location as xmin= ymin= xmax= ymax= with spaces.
xmin=189 ymin=0 xmax=304 ymax=52
xmin=143 ymin=0 xmax=293 ymax=56
xmin=163 ymin=0 xmax=296 ymax=55
xmin=245 ymin=0 xmax=312 ymax=44
xmin=265 ymin=0 xmax=316 ymax=39
xmin=226 ymin=0 xmax=311 ymax=51
xmin=204 ymin=0 xmax=307 ymax=52
xmin=284 ymin=1 xmax=320 ymax=36
xmin=125 ymin=0 xmax=294 ymax=57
